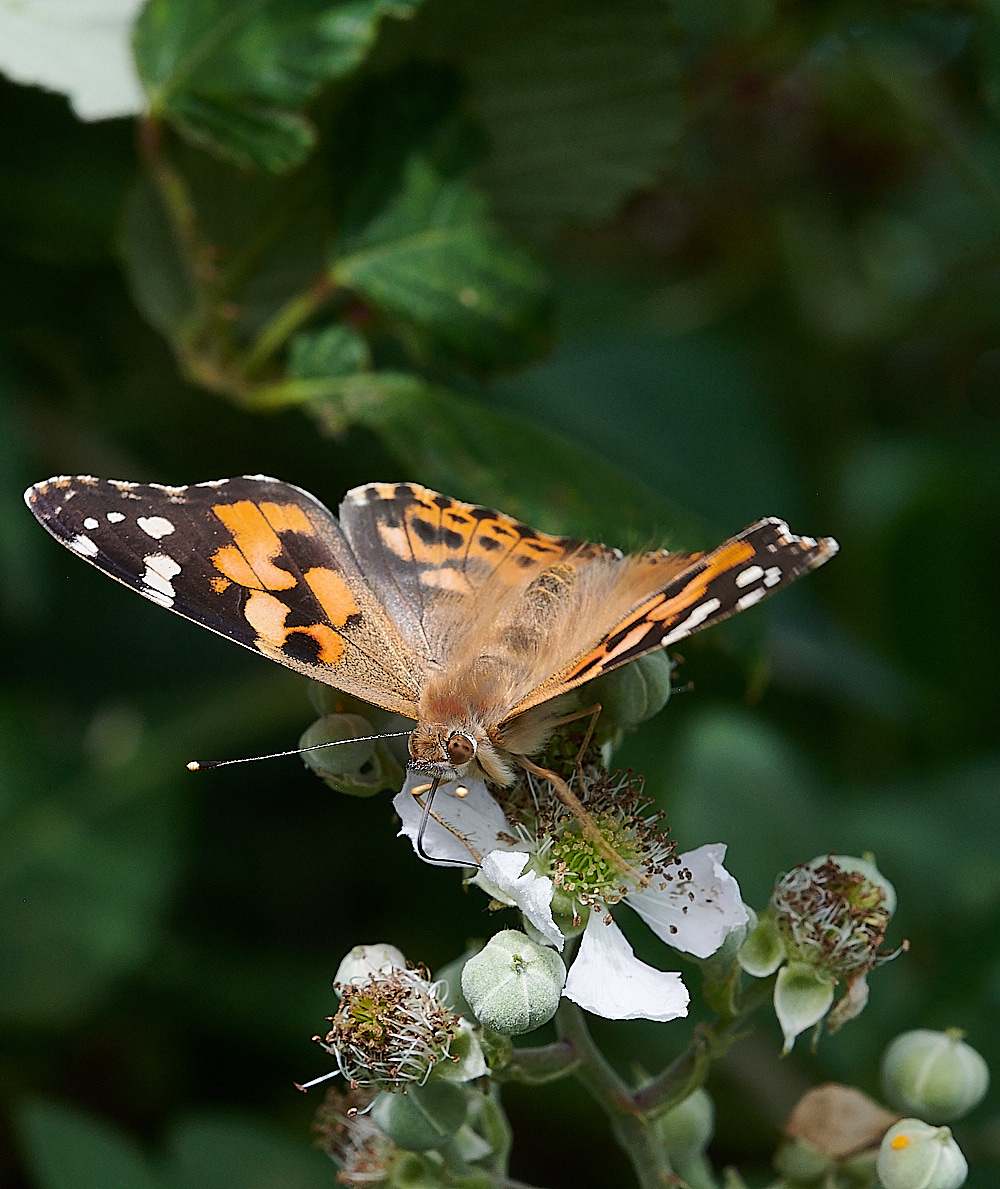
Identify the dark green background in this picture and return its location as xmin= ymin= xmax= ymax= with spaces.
xmin=2 ymin=2 xmax=999 ymax=1186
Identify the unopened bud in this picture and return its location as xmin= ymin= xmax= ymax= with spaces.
xmin=461 ymin=931 xmax=565 ymax=1036
xmin=877 ymin=1119 xmax=967 ymax=1189
xmin=370 ymin=1081 xmax=468 ymax=1152
xmin=658 ymin=1087 xmax=715 ymax=1160
xmin=300 ymin=713 xmax=403 ymax=796
xmin=881 ymin=1029 xmax=989 ymax=1124
xmin=335 ymin=944 xmax=407 ymax=989
xmin=588 ymin=651 xmax=673 ymax=733
xmin=773 ymin=1137 xmax=834 ymax=1182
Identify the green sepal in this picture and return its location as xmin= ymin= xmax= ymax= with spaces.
xmin=774 ymin=963 xmax=835 ymax=1055
xmin=371 ymin=1081 xmax=468 ymax=1153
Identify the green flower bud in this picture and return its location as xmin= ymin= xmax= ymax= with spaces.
xmin=335 ymin=943 xmax=407 ymax=988
xmin=461 ymin=931 xmax=565 ymax=1036
xmin=370 ymin=1081 xmax=468 ymax=1152
xmin=587 ymin=651 xmax=673 ymax=734
xmin=773 ymin=1136 xmax=834 ymax=1182
xmin=880 ymin=1029 xmax=990 ymax=1124
xmin=658 ymin=1087 xmax=715 ymax=1161
xmin=877 ymin=1120 xmax=968 ymax=1189
xmin=301 ymin=712 xmax=402 ymax=797
xmin=774 ymin=962 xmax=835 ymax=1055
xmin=738 ymin=910 xmax=785 ymax=978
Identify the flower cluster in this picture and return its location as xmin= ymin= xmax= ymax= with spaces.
xmin=393 ymin=764 xmax=748 ymax=1025
xmin=739 ymin=854 xmax=902 ymax=1051
xmin=311 ymin=946 xmax=485 ymax=1091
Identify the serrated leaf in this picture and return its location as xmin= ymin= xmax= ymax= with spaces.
xmin=332 ymin=157 xmax=551 ymax=369
xmin=134 ymin=0 xmax=422 ymax=171
xmin=17 ymin=1102 xmax=159 ymax=1189
xmin=465 ymin=0 xmax=682 ymax=238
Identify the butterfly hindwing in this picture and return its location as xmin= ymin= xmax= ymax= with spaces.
xmin=508 ymin=517 xmax=838 ymax=716
xmin=338 ymin=482 xmax=619 ymax=661
xmin=25 ymin=475 xmax=421 ymax=716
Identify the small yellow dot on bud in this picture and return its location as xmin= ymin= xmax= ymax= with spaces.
xmin=891 ymin=1135 xmax=910 ymax=1150
xmin=455 ymin=785 xmax=469 ymax=798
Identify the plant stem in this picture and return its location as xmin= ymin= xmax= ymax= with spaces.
xmin=633 ymin=974 xmax=776 ymax=1118
xmin=500 ymin=1039 xmax=579 ymax=1085
xmin=555 ymin=1001 xmax=675 ymax=1189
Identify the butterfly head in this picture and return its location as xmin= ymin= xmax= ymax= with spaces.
xmin=407 ymin=720 xmax=514 ymax=786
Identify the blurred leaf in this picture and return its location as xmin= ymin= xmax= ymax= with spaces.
xmin=17 ymin=1101 xmax=159 ymax=1189
xmin=0 ymin=672 xmax=306 ymax=1026
xmin=134 ymin=0 xmax=423 ymax=172
xmin=120 ymin=176 xmax=197 ymax=339
xmin=289 ymin=322 xmax=371 ymax=378
xmin=465 ymin=0 xmax=682 ymax=238
xmin=306 ymin=371 xmax=706 ymax=547
xmin=165 ymin=1115 xmax=331 ymax=1189
xmin=655 ymin=706 xmax=829 ymax=908
xmin=332 ymin=157 xmax=552 ymax=370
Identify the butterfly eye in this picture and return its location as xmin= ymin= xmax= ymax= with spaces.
xmin=447 ymin=733 xmax=475 ymax=766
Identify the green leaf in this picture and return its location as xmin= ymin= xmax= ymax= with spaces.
xmin=289 ymin=322 xmax=371 ymax=377
xmin=304 ymin=372 xmax=706 ymax=548
xmin=332 ymin=157 xmax=551 ymax=370
xmin=17 ymin=1102 xmax=159 ymax=1189
xmin=134 ymin=0 xmax=423 ymax=172
xmin=465 ymin=0 xmax=682 ymax=238
xmin=165 ymin=1115 xmax=331 ymax=1189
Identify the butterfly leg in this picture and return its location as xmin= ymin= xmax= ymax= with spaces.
xmin=516 ymin=755 xmax=644 ymax=886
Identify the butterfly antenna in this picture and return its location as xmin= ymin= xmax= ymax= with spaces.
xmin=187 ymin=732 xmax=410 ymax=772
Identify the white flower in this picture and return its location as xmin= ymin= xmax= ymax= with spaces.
xmin=393 ymin=772 xmax=748 ymax=1023
xmin=0 ymin=0 xmax=145 ymax=121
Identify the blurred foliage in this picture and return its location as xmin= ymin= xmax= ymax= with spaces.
xmin=2 ymin=0 xmax=1000 ymax=1186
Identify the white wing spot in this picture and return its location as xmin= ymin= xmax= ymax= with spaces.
xmin=764 ymin=566 xmax=782 ymax=587
xmin=195 ymin=479 xmax=229 ymax=488
xmin=661 ymin=597 xmax=722 ymax=645
xmin=70 ymin=534 xmax=99 ymax=557
xmin=108 ymin=479 xmax=139 ymax=490
xmin=78 ymin=475 xmax=99 ymax=485
xmin=141 ymin=553 xmax=181 ymax=603
xmin=107 ymin=511 xmax=125 ymax=523
xmin=83 ymin=517 xmax=99 ymax=530
xmin=734 ymin=565 xmax=763 ymax=588
xmin=737 ymin=588 xmax=766 ymax=610
xmin=137 ymin=516 xmax=176 ymax=540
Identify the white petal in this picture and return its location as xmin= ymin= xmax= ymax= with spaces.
xmin=479 ymin=850 xmax=563 ymax=950
xmin=563 ymin=912 xmax=689 ymax=1022
xmin=393 ymin=773 xmax=525 ymax=868
xmin=629 ymin=842 xmax=748 ymax=959
xmin=0 ymin=0 xmax=146 ymax=121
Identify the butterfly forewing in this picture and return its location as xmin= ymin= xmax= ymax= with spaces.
xmin=508 ymin=517 xmax=838 ymax=717
xmin=25 ymin=475 xmax=420 ymax=717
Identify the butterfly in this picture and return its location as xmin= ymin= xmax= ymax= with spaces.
xmin=25 ymin=475 xmax=837 ymax=785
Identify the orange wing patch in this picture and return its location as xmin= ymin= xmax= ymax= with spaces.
xmin=303 ymin=566 xmax=360 ymax=625
xmin=244 ymin=590 xmax=345 ymax=664
xmin=211 ymin=501 xmax=297 ymax=591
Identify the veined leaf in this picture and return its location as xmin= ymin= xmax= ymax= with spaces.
xmin=134 ymin=0 xmax=422 ymax=171
xmin=332 ymin=157 xmax=551 ymax=369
